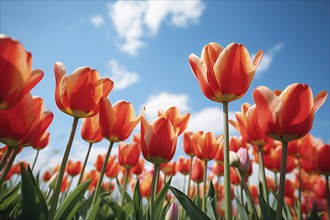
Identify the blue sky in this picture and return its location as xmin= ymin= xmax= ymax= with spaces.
xmin=1 ymin=1 xmax=329 ymax=174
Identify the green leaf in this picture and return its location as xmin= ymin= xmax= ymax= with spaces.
xmin=160 ymin=200 xmax=170 ymax=220
xmin=76 ymin=192 xmax=94 ymax=218
xmin=116 ymin=177 xmax=132 ymax=205
xmin=234 ymin=194 xmax=249 ymax=220
xmin=307 ymin=203 xmax=321 ymax=220
xmin=85 ymin=192 xmax=110 ymax=219
xmin=282 ymin=199 xmax=292 ymax=220
xmin=206 ymin=180 xmax=216 ymax=217
xmin=133 ymin=179 xmax=142 ymax=220
xmin=165 ymin=183 xmax=211 ymax=220
xmin=0 ymin=183 xmax=20 ymax=210
xmin=258 ymin=193 xmax=276 ymax=220
xmin=20 ymin=164 xmax=48 ymax=219
xmin=154 ymin=176 xmax=172 ymax=219
xmin=54 ymin=179 xmax=91 ymax=220
xmin=206 ymin=198 xmax=216 ymax=220
xmin=103 ymin=196 xmax=126 ymax=220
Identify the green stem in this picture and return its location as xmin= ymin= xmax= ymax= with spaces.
xmin=77 ymin=142 xmax=93 ymax=186
xmin=91 ymin=141 xmax=114 ymax=207
xmin=196 ymin=182 xmax=200 ymax=206
xmin=325 ymin=175 xmax=330 ymax=220
xmin=297 ymin=158 xmax=302 ymax=220
xmin=0 ymin=146 xmax=13 ymax=172
xmin=274 ymin=172 xmax=278 ymax=192
xmin=187 ymin=155 xmax=193 ymax=197
xmin=258 ymin=145 xmax=269 ymax=204
xmin=223 ymin=102 xmax=232 ymax=220
xmin=150 ymin=164 xmax=160 ymax=219
xmin=275 ymin=141 xmax=288 ymax=220
xmin=240 ymin=182 xmax=244 ymax=206
xmin=237 ymin=169 xmax=259 ymax=220
xmin=0 ymin=147 xmax=19 ymax=187
xmin=216 ymin=174 xmax=220 ymax=216
xmin=48 ymin=117 xmax=79 ymax=220
xmin=121 ymin=167 xmax=129 ymax=206
xmin=202 ymin=160 xmax=208 ymax=212
xmin=31 ymin=149 xmax=40 ymax=171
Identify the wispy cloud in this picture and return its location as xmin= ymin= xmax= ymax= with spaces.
xmin=90 ymin=15 xmax=104 ymax=28
xmin=108 ymin=0 xmax=205 ymax=55
xmin=254 ymin=42 xmax=284 ymax=75
xmin=107 ymin=59 xmax=140 ymax=90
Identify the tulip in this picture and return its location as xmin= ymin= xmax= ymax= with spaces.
xmin=158 ymin=107 xmax=190 ymax=135
xmin=82 ymin=169 xmax=99 ymax=192
xmin=236 ymin=148 xmax=251 ymax=174
xmin=31 ymin=132 xmax=50 ymax=171
xmin=177 ymin=157 xmax=190 ymax=176
xmin=183 ymin=131 xmax=195 ymax=156
xmin=42 ymin=170 xmax=53 ymax=182
xmin=0 ymin=35 xmax=44 ymax=110
xmin=130 ymin=158 xmax=144 ymax=176
xmin=160 ymin=161 xmax=177 ymax=177
xmin=66 ymin=160 xmax=82 ymax=177
xmin=229 ymin=151 xmax=240 ymax=168
xmin=118 ymin=142 xmax=140 ymax=168
xmin=165 ymin=203 xmax=178 ymax=220
xmin=94 ymin=154 xmax=116 ymax=173
xmin=316 ymin=144 xmax=330 ymax=176
xmin=194 ymin=132 xmax=222 ymax=162
xmin=191 ymin=157 xmax=204 ymax=184
xmin=105 ymin=162 xmax=121 ymax=179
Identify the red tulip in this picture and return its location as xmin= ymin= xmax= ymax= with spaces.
xmin=189 ymin=42 xmax=263 ymax=103
xmin=99 ymin=98 xmax=140 ymax=142
xmin=191 ymin=157 xmax=204 ymax=183
xmin=160 ymin=161 xmax=177 ymax=176
xmin=158 ymin=106 xmax=190 ymax=135
xmin=177 ymin=157 xmax=190 ymax=176
xmin=315 ymin=144 xmax=330 ymax=176
xmin=0 ymin=35 xmax=44 ymax=110
xmin=183 ymin=131 xmax=195 ymax=156
xmin=130 ymin=158 xmax=144 ymax=175
xmin=141 ymin=115 xmax=177 ymax=164
xmin=81 ymin=114 xmax=103 ymax=143
xmin=253 ymin=83 xmax=327 ymax=142
xmin=94 ymin=154 xmax=116 ymax=173
xmin=83 ymin=169 xmax=100 ymax=192
xmin=118 ymin=142 xmax=140 ymax=168
xmin=105 ymin=162 xmax=121 ymax=179
xmin=66 ymin=160 xmax=82 ymax=177
xmin=32 ymin=132 xmax=50 ymax=150
xmin=264 ymin=145 xmax=296 ymax=173
xmin=54 ymin=62 xmax=114 ymax=118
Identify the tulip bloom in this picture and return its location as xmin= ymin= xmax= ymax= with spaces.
xmin=130 ymin=158 xmax=144 ymax=175
xmin=83 ymin=169 xmax=100 ymax=192
xmin=194 ymin=132 xmax=222 ymax=162
xmin=183 ymin=131 xmax=195 ymax=156
xmin=191 ymin=158 xmax=204 ymax=183
xmin=165 ymin=203 xmax=178 ymax=220
xmin=141 ymin=115 xmax=178 ymax=164
xmin=94 ymin=154 xmax=116 ymax=173
xmin=160 ymin=161 xmax=177 ymax=177
xmin=177 ymin=157 xmax=190 ymax=175
xmin=105 ymin=162 xmax=121 ymax=179
xmin=32 ymin=132 xmax=50 ymax=150
xmin=66 ymin=160 xmax=82 ymax=177
xmin=316 ymin=144 xmax=330 ymax=176
xmin=0 ymin=35 xmax=44 ymax=110
xmin=118 ymin=142 xmax=140 ymax=168
xmin=253 ymin=83 xmax=327 ymax=142
xmin=158 ymin=107 xmax=190 ymax=135
xmin=54 ymin=62 xmax=114 ymax=118
xmin=236 ymin=147 xmax=251 ymax=174
xmin=264 ymin=145 xmax=296 ymax=173
xmin=189 ymin=42 xmax=263 ymax=103
xmin=81 ymin=114 xmax=103 ymax=143
xmin=99 ymin=98 xmax=140 ymax=142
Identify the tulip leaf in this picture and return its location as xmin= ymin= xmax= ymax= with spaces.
xmin=102 ymin=196 xmax=127 ymax=220
xmin=154 ymin=176 xmax=172 ymax=218
xmin=165 ymin=183 xmax=211 ymax=220
xmin=258 ymin=193 xmax=276 ymax=220
xmin=85 ymin=192 xmax=110 ymax=219
xmin=282 ymin=198 xmax=292 ymax=220
xmin=207 ymin=180 xmax=216 ymax=216
xmin=160 ymin=200 xmax=170 ymax=220
xmin=206 ymin=198 xmax=216 ymax=220
xmin=116 ymin=177 xmax=132 ymax=205
xmin=234 ymin=194 xmax=249 ymax=220
xmin=54 ymin=179 xmax=91 ymax=220
xmin=20 ymin=164 xmax=49 ymax=219
xmin=133 ymin=179 xmax=142 ymax=220
xmin=307 ymin=203 xmax=321 ymax=220
xmin=0 ymin=183 xmax=20 ymax=210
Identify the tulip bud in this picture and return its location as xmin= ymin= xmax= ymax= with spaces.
xmin=237 ymin=147 xmax=250 ymax=173
xmin=229 ymin=151 xmax=240 ymax=167
xmin=49 ymin=173 xmax=58 ymax=189
xmin=165 ymin=202 xmax=178 ymax=220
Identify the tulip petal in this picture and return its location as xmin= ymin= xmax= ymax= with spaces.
xmin=253 ymin=49 xmax=264 ymax=68
xmin=99 ymin=97 xmax=117 ymax=140
xmin=313 ymin=90 xmax=328 ymax=112
xmin=22 ymin=69 xmax=44 ymax=97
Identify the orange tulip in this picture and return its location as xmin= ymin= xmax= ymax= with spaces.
xmin=94 ymin=154 xmax=116 ymax=173
xmin=118 ymin=142 xmax=140 ymax=168
xmin=99 ymin=98 xmax=140 ymax=142
xmin=253 ymin=83 xmax=327 ymax=142
xmin=0 ymin=93 xmax=53 ymax=147
xmin=141 ymin=115 xmax=177 ymax=164
xmin=177 ymin=157 xmax=190 ymax=175
xmin=130 ymin=158 xmax=144 ymax=175
xmin=211 ymin=161 xmax=224 ymax=176
xmin=66 ymin=160 xmax=82 ymax=177
xmin=230 ymin=103 xmax=270 ymax=146
xmin=160 ymin=161 xmax=177 ymax=176
xmin=158 ymin=107 xmax=190 ymax=135
xmin=194 ymin=131 xmax=222 ymax=162
xmin=32 ymin=132 xmax=50 ymax=150
xmin=54 ymin=62 xmax=114 ymax=118
xmin=189 ymin=42 xmax=263 ymax=103
xmin=81 ymin=114 xmax=103 ymax=143
xmin=134 ymin=170 xmax=163 ymax=198
xmin=264 ymin=145 xmax=296 ymax=173
xmin=191 ymin=157 xmax=204 ymax=183
xmin=230 ymin=167 xmax=240 ymax=186
xmin=83 ymin=169 xmax=100 ymax=192
xmin=315 ymin=144 xmax=330 ymax=176
xmin=183 ymin=131 xmax=195 ymax=156
xmin=42 ymin=170 xmax=53 ymax=182
xmin=0 ymin=35 xmax=44 ymax=110
xmin=105 ymin=162 xmax=121 ymax=179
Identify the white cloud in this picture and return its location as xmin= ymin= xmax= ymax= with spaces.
xmin=187 ymin=107 xmax=237 ymax=135
xmin=254 ymin=42 xmax=284 ymax=75
xmin=142 ymin=92 xmax=190 ymax=119
xmin=107 ymin=59 xmax=140 ymax=90
xmin=108 ymin=0 xmax=205 ymax=55
xmin=90 ymin=15 xmax=104 ymax=28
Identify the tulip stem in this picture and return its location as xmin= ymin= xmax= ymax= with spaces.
xmin=223 ymin=102 xmax=232 ymax=220
xmin=237 ymin=169 xmax=259 ymax=220
xmin=0 ymin=146 xmax=13 ymax=172
xmin=297 ymin=159 xmax=302 ymax=220
xmin=31 ymin=149 xmax=40 ymax=171
xmin=77 ymin=142 xmax=93 ymax=186
xmin=196 ymin=182 xmax=200 ymax=206
xmin=91 ymin=141 xmax=114 ymax=207
xmin=121 ymin=167 xmax=129 ymax=206
xmin=325 ymin=175 xmax=330 ymax=220
xmin=48 ymin=117 xmax=79 ymax=220
xmin=202 ymin=160 xmax=208 ymax=212
xmin=150 ymin=164 xmax=160 ymax=219
xmin=258 ymin=144 xmax=269 ymax=204
xmin=187 ymin=156 xmax=193 ymax=197
xmin=275 ymin=141 xmax=288 ymax=220
xmin=0 ymin=147 xmax=19 ymax=188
